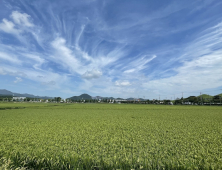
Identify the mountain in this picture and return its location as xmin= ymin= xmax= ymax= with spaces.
xmin=0 ymin=89 xmax=13 ymax=96
xmin=68 ymin=94 xmax=92 ymax=100
xmin=0 ymin=89 xmax=53 ymax=99
xmin=68 ymin=94 xmax=116 ymax=100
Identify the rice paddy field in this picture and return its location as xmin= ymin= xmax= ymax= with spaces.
xmin=0 ymin=103 xmax=222 ymax=169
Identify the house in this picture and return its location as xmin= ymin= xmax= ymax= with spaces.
xmin=183 ymin=102 xmax=192 ymax=105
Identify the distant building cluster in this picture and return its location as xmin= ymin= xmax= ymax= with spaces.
xmin=12 ymin=97 xmax=26 ymax=101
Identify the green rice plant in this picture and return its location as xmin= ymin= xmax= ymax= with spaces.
xmin=0 ymin=103 xmax=222 ymax=169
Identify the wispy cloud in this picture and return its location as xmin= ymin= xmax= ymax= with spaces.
xmin=115 ymin=80 xmax=131 ymax=86
xmin=14 ymin=77 xmax=22 ymax=83
xmin=51 ymin=37 xmax=81 ymax=73
xmin=0 ymin=52 xmax=21 ymax=64
xmin=82 ymin=69 xmax=102 ymax=79
xmin=142 ymin=22 xmax=222 ymax=98
xmin=0 ymin=0 xmax=221 ymax=98
xmin=21 ymin=53 xmax=45 ymax=70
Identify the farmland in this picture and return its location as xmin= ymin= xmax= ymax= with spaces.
xmin=0 ymin=103 xmax=222 ymax=169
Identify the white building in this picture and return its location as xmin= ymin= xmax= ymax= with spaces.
xmin=115 ymin=99 xmax=127 ymax=103
xmin=13 ymin=97 xmax=26 ymax=101
xmin=183 ymin=102 xmax=192 ymax=105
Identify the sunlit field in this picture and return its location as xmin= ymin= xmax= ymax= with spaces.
xmin=0 ymin=103 xmax=222 ymax=169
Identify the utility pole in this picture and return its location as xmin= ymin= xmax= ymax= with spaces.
xmin=220 ymin=94 xmax=222 ymax=106
xmin=200 ymin=92 xmax=203 ymax=105
xmin=209 ymin=94 xmax=212 ymax=106
xmin=220 ymin=89 xmax=222 ymax=106
xmin=220 ymin=95 xmax=222 ymax=106
xmin=182 ymin=92 xmax=183 ymax=105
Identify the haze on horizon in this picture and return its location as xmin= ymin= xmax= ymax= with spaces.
xmin=0 ymin=0 xmax=222 ymax=99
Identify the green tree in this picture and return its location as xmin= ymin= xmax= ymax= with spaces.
xmin=54 ymin=97 xmax=61 ymax=102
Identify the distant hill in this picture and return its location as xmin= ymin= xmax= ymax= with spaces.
xmin=68 ymin=94 xmax=117 ymax=100
xmin=68 ymin=94 xmax=92 ymax=100
xmin=126 ymin=98 xmax=135 ymax=101
xmin=198 ymin=94 xmax=213 ymax=99
xmin=91 ymin=96 xmax=115 ymax=100
xmin=116 ymin=98 xmax=124 ymax=100
xmin=0 ymin=89 xmax=53 ymax=99
xmin=0 ymin=89 xmax=13 ymax=95
xmin=189 ymin=93 xmax=222 ymax=99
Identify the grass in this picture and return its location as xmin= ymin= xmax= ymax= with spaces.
xmin=0 ymin=103 xmax=222 ymax=169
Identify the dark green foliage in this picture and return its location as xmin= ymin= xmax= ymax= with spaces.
xmin=68 ymin=94 xmax=92 ymax=101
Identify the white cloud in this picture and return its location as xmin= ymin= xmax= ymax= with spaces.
xmin=0 ymin=68 xmax=6 ymax=75
xmin=21 ymin=53 xmax=45 ymax=69
xmin=137 ymin=21 xmax=222 ymax=98
xmin=142 ymin=50 xmax=222 ymax=98
xmin=51 ymin=37 xmax=81 ymax=73
xmin=1 ymin=3 xmax=221 ymax=99
xmin=14 ymin=77 xmax=22 ymax=83
xmin=0 ymin=11 xmax=37 ymax=45
xmin=41 ymin=81 xmax=56 ymax=86
xmin=124 ymin=69 xmax=135 ymax=73
xmin=115 ymin=80 xmax=131 ymax=86
xmin=0 ymin=63 xmax=68 ymax=89
xmin=0 ymin=19 xmax=20 ymax=35
xmin=22 ymin=53 xmax=44 ymax=63
xmin=121 ymin=55 xmax=156 ymax=73
xmin=0 ymin=52 xmax=22 ymax=64
xmin=0 ymin=11 xmax=33 ymax=35
xmin=51 ymin=36 xmax=126 ymax=78
xmin=82 ymin=69 xmax=102 ymax=79
xmin=10 ymin=11 xmax=33 ymax=27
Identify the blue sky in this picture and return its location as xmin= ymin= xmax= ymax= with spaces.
xmin=0 ymin=0 xmax=222 ymax=99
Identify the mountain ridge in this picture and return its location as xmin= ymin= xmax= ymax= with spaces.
xmin=68 ymin=94 xmax=92 ymax=100
xmin=1 ymin=89 xmax=222 ymax=100
xmin=0 ymin=89 xmax=53 ymax=99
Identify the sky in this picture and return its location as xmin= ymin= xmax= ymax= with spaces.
xmin=0 ymin=0 xmax=222 ymax=99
